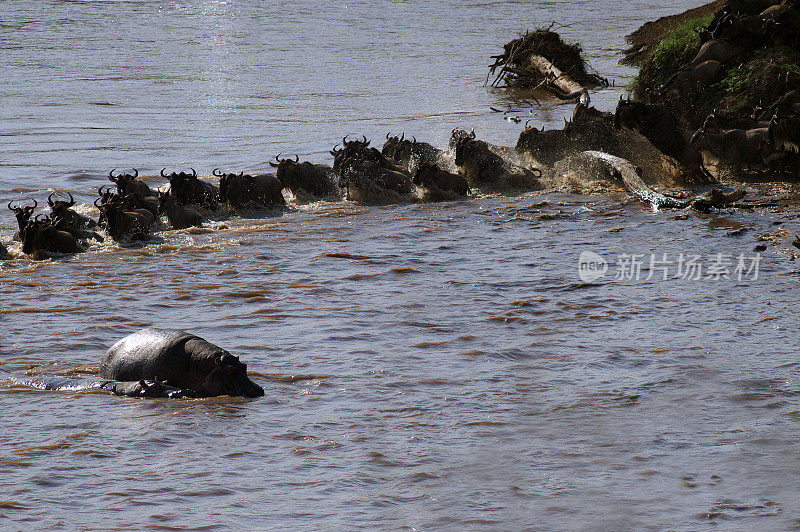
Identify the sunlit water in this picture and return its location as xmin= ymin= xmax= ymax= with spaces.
xmin=3 ymin=1 xmax=800 ymax=530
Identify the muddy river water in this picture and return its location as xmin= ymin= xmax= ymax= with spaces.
xmin=2 ymin=1 xmax=799 ymax=529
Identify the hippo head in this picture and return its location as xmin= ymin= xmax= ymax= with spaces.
xmin=204 ymin=353 xmax=264 ymax=397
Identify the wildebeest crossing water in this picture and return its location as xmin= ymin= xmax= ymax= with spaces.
xmin=1 ymin=0 xmax=800 ymax=530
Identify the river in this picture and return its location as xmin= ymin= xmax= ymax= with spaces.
xmin=2 ymin=1 xmax=799 ymax=530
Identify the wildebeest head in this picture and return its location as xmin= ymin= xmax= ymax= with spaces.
xmin=8 ymin=198 xmax=37 ymax=232
xmin=449 ymin=128 xmax=476 ymax=151
xmin=162 ymin=168 xmax=196 ymax=195
xmin=204 ymin=353 xmax=264 ymax=397
xmin=214 ymin=168 xmax=242 ymax=203
xmin=47 ymin=191 xmax=76 ymax=218
xmin=382 ymin=132 xmax=411 ymax=160
xmin=109 ymin=168 xmax=138 ymax=195
xmin=613 ymin=96 xmax=644 ymax=131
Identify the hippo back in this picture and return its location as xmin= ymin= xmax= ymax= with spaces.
xmin=100 ymin=328 xmax=203 ymax=386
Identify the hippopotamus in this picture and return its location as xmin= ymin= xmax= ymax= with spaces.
xmin=100 ymin=328 xmax=264 ymax=398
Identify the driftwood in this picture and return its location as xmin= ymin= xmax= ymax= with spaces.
xmin=487 ymin=29 xmax=607 ymax=103
xmin=527 ymin=55 xmax=590 ymax=104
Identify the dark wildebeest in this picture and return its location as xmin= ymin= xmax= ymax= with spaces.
xmin=382 ymin=133 xmax=442 ymax=173
xmin=769 ymin=116 xmax=800 ymax=153
xmin=100 ymin=328 xmax=264 ymax=398
xmin=451 ymin=129 xmax=542 ymax=189
xmin=268 ymin=155 xmax=338 ymax=198
xmin=662 ymin=60 xmax=724 ymax=101
xmin=8 ymin=199 xmax=37 ymax=241
xmin=46 ymin=192 xmax=103 ymax=243
xmin=163 ymin=168 xmax=219 ymax=211
xmin=330 ymin=136 xmax=413 ymax=201
xmin=686 ymin=40 xmax=743 ymax=69
xmin=47 ymin=192 xmax=97 ymax=230
xmin=412 ymin=162 xmax=470 ymax=199
xmin=768 ymin=115 xmax=800 ymax=176
xmin=159 ymin=190 xmax=203 ymax=229
xmin=690 ymin=126 xmax=774 ymax=166
xmin=109 ymin=169 xmax=160 ymax=215
xmin=614 ymin=98 xmax=715 ymax=183
xmin=20 ymin=215 xmax=84 ymax=258
xmin=95 ymin=195 xmax=156 ymax=240
xmin=702 ymin=109 xmax=770 ymax=131
xmin=215 ymin=169 xmax=285 ymax=209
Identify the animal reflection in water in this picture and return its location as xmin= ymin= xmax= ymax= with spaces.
xmin=14 ymin=329 xmax=264 ymax=399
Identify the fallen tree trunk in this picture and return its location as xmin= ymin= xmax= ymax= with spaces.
xmin=528 ymin=55 xmax=589 ymax=102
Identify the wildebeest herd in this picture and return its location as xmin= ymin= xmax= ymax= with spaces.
xmin=641 ymin=0 xmax=800 ymax=174
xmin=4 ymin=89 xmax=799 ymax=261
xmin=1 ymin=132 xmax=542 ymax=260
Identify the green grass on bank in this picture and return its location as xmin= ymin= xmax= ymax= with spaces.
xmin=631 ymin=15 xmax=714 ymax=97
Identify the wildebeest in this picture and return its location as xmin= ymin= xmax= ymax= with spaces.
xmin=690 ymin=126 xmax=773 ymax=166
xmin=95 ymin=195 xmax=156 ymax=240
xmin=382 ymin=133 xmax=442 ymax=173
xmin=215 ymin=169 xmax=286 ymax=209
xmin=163 ymin=168 xmax=219 ymax=210
xmin=159 ymin=190 xmax=203 ymax=229
xmin=8 ymin=199 xmax=37 ymax=241
xmin=47 ymin=191 xmax=99 ymax=232
xmin=755 ymin=90 xmax=800 ymax=120
xmin=109 ymin=169 xmax=159 ymax=215
xmin=702 ymin=109 xmax=770 ymax=131
xmin=614 ymin=98 xmax=715 ymax=183
xmin=331 ymin=136 xmax=414 ymax=201
xmin=268 ymin=155 xmax=338 ymax=198
xmin=20 ymin=215 xmax=84 ymax=257
xmin=662 ymin=60 xmax=724 ymax=101
xmin=769 ymin=116 xmax=800 ymax=153
xmin=412 ymin=162 xmax=470 ymax=200
xmin=451 ymin=129 xmax=542 ymax=189
xmin=46 ymin=191 xmax=103 ymax=243
xmin=686 ymin=39 xmax=743 ymax=69
xmin=768 ymin=115 xmax=800 ymax=177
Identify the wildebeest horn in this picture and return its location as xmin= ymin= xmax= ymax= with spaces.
xmin=161 ymin=167 xmax=168 ymax=178
xmin=362 ymin=135 xmax=367 ymax=144
xmin=66 ymin=192 xmax=74 ymax=207
xmin=386 ymin=132 xmax=391 ymax=140
xmin=48 ymin=192 xmax=55 ymax=207
xmin=132 ymin=168 xmax=138 ymax=178
xmin=213 ymin=168 xmax=222 ymax=177
xmin=469 ymin=130 xmax=475 ymax=139
xmin=343 ymin=135 xmax=349 ymax=144
xmin=94 ymin=197 xmax=103 ymax=208
xmin=109 ymin=168 xmax=119 ymax=182
xmin=190 ymin=168 xmax=196 ymax=178
xmin=400 ymin=133 xmax=404 ymax=141
xmin=294 ymin=154 xmax=299 ymax=163
xmin=7 ymin=200 xmax=15 ymax=211
xmin=412 ymin=136 xmax=416 ymax=143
